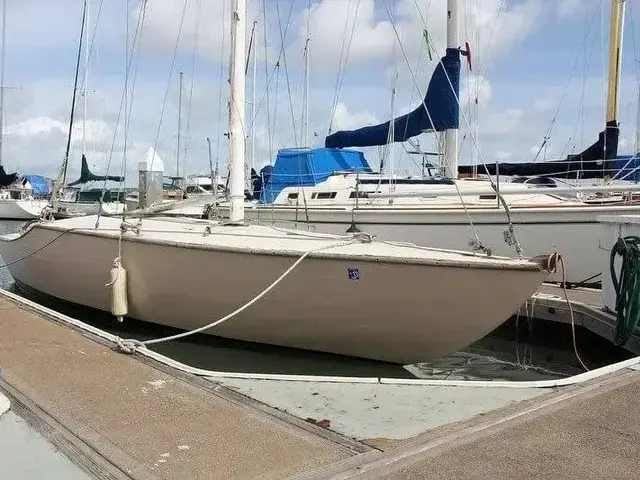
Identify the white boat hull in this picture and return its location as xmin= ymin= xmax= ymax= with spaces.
xmin=164 ymin=200 xmax=639 ymax=284
xmin=0 ymin=216 xmax=548 ymax=363
xmin=0 ymin=199 xmax=48 ymax=219
xmin=53 ymin=200 xmax=126 ymax=219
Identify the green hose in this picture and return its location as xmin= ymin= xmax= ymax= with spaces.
xmin=610 ymin=236 xmax=640 ymax=345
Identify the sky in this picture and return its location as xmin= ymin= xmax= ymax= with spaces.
xmin=2 ymin=0 xmax=640 ymax=183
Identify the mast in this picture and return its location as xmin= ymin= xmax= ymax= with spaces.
xmin=82 ymin=0 xmax=89 ymax=156
xmin=60 ymin=0 xmax=88 ymax=191
xmin=636 ymin=79 xmax=640 ymax=152
xmin=229 ymin=0 xmax=246 ymax=223
xmin=302 ymin=1 xmax=311 ymax=148
xmin=250 ymin=20 xmax=257 ymax=174
xmin=0 ymin=0 xmax=7 ymax=167
xmin=176 ymin=71 xmax=183 ymax=178
xmin=207 ymin=136 xmax=216 ymax=197
xmin=605 ymin=0 xmax=625 ymax=126
xmin=443 ymin=0 xmax=459 ymax=179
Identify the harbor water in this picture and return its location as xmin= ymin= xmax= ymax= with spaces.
xmin=0 ymin=220 xmax=631 ymax=381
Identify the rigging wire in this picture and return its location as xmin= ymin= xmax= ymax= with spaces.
xmin=215 ymin=0 xmax=228 ymax=183
xmin=384 ymin=0 xmax=522 ymax=255
xmin=327 ymin=0 xmax=362 ymax=135
xmin=122 ymin=0 xmax=130 ymax=221
xmin=182 ymin=0 xmax=203 ymax=181
xmin=262 ymin=0 xmax=272 ymax=161
xmin=55 ymin=0 xmax=88 ymax=196
xmin=565 ymin=4 xmax=597 ymax=159
xmin=274 ymin=0 xmax=299 ymax=147
xmin=380 ymin=0 xmax=484 ymax=248
xmin=95 ymin=0 xmax=148 ymax=228
xmin=533 ymin=1 xmax=602 ymax=163
xmin=146 ymin=0 xmax=191 ymax=186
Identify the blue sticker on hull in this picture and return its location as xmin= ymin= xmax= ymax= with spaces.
xmin=347 ymin=268 xmax=360 ymax=280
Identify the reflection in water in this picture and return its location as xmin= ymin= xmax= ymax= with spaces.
xmin=0 ymin=220 xmax=630 ymax=380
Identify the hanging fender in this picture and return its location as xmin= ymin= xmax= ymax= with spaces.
xmin=107 ymin=258 xmax=128 ymax=322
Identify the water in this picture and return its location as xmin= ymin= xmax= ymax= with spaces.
xmin=0 ymin=220 xmax=631 ymax=381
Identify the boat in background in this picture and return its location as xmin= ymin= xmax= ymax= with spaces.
xmin=164 ymin=0 xmax=634 ymax=287
xmin=0 ymin=2 xmax=50 ymax=220
xmin=53 ymin=155 xmax=126 ymax=219
xmin=0 ymin=0 xmax=554 ymax=364
xmin=0 ymin=169 xmax=50 ymax=219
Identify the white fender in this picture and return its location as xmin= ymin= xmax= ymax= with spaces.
xmin=109 ymin=260 xmax=128 ymax=322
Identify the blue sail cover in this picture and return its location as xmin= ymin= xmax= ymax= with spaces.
xmin=22 ymin=174 xmax=51 ymax=198
xmin=325 ymin=48 xmax=461 ymax=149
xmin=260 ymin=147 xmax=373 ymax=203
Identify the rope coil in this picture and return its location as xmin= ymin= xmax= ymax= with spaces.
xmin=610 ymin=236 xmax=640 ymax=345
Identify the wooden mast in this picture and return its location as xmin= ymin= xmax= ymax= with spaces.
xmin=605 ymin=0 xmax=625 ymax=125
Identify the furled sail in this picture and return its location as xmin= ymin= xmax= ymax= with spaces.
xmin=68 ymin=154 xmax=124 ymax=186
xmin=325 ymin=48 xmax=461 ymax=149
xmin=458 ymin=121 xmax=620 ymax=179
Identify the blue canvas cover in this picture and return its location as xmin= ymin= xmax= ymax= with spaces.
xmin=22 ymin=174 xmax=51 ymax=198
xmin=325 ymin=48 xmax=461 ymax=149
xmin=260 ymin=147 xmax=372 ymax=203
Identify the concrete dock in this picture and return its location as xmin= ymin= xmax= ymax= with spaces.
xmin=1 ymin=290 xmax=639 ymax=479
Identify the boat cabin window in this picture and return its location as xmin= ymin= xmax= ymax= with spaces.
xmin=349 ymin=191 xmax=369 ymax=199
xmin=10 ymin=190 xmax=22 ymax=200
xmin=312 ymin=192 xmax=337 ymax=199
xmin=287 ymin=192 xmax=299 ymax=200
xmin=479 ymin=194 xmax=497 ymax=200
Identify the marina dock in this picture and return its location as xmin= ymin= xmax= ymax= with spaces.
xmin=530 ymin=283 xmax=640 ymax=356
xmin=1 ymin=288 xmax=639 ymax=479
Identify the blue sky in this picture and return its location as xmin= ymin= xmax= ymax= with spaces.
xmin=2 ymin=0 xmax=640 ymax=182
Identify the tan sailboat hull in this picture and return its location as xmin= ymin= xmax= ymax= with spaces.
xmin=0 ymin=216 xmax=548 ymax=363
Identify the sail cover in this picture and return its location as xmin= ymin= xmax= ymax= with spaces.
xmin=0 ymin=166 xmax=18 ymax=187
xmin=325 ymin=48 xmax=461 ymax=149
xmin=68 ymin=154 xmax=124 ymax=186
xmin=458 ymin=121 xmax=620 ymax=179
xmin=259 ymin=147 xmax=372 ymax=203
xmin=22 ymin=175 xmax=51 ymax=198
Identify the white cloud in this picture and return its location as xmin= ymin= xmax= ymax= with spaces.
xmin=6 ymin=117 xmax=67 ymax=138
xmin=533 ymin=98 xmax=555 ymax=111
xmin=557 ymin=0 xmax=583 ymax=18
xmin=460 ymin=75 xmax=492 ymax=107
xmin=330 ymin=102 xmax=378 ymax=131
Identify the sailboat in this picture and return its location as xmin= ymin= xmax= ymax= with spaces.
xmin=169 ymin=0 xmax=636 ymax=287
xmin=0 ymin=0 xmax=552 ymax=364
xmin=53 ymin=155 xmax=126 ymax=219
xmin=52 ymin=0 xmax=126 ymax=220
xmin=0 ymin=0 xmax=49 ymax=219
